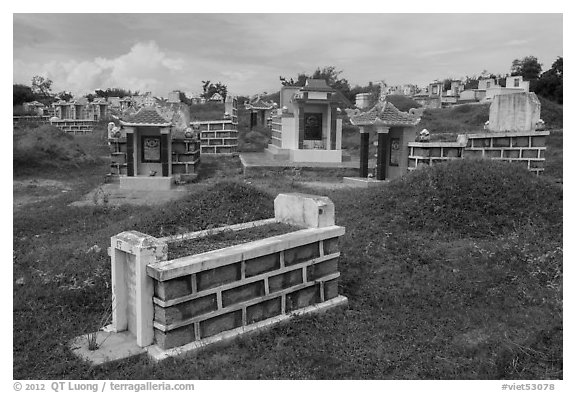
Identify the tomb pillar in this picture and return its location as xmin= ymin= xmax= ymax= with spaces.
xmin=376 ymin=126 xmax=390 ymax=181
xmin=297 ymin=105 xmax=305 ymax=149
xmin=330 ymin=104 xmax=338 ymax=150
xmin=160 ymin=127 xmax=171 ymax=177
xmin=125 ymin=127 xmax=135 ymax=177
xmin=110 ymin=231 xmax=168 ymax=347
xmin=359 ymin=127 xmax=369 ymax=178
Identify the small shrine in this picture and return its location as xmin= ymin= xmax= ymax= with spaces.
xmin=266 ymin=79 xmax=345 ymax=163
xmin=349 ymin=97 xmax=420 ymax=181
xmin=108 ymin=106 xmax=200 ymax=190
xmin=245 ymin=96 xmax=276 ymax=130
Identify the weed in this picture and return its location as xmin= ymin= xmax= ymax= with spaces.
xmin=86 ymin=298 xmax=114 ymax=351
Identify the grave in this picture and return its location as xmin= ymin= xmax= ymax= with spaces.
xmin=265 ymin=79 xmax=346 ymax=163
xmin=407 ymin=93 xmax=548 ymax=175
xmin=345 ymin=92 xmax=421 ymax=185
xmin=70 ymin=193 xmax=348 ymax=363
xmin=109 ymin=105 xmax=201 ymax=189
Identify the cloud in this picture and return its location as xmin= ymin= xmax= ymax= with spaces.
xmin=14 ymin=41 xmax=186 ymax=96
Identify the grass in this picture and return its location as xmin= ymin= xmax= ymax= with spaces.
xmin=13 ymin=118 xmax=562 ymax=380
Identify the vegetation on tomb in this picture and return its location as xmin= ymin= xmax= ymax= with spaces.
xmin=189 ymin=102 xmax=227 ymax=121
xmin=13 ymin=123 xmax=101 ymax=174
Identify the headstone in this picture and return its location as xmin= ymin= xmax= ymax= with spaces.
xmin=488 ymin=92 xmax=541 ymax=132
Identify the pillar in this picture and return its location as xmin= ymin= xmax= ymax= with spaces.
xmin=126 ymin=129 xmax=134 ymax=177
xmin=359 ymin=127 xmax=369 ymax=178
xmin=298 ymin=106 xmax=305 ymax=149
xmin=376 ymin=127 xmax=389 ymax=181
xmin=111 ymin=231 xmax=168 ymax=347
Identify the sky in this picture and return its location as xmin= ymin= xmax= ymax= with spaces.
xmin=13 ymin=12 xmax=563 ymax=98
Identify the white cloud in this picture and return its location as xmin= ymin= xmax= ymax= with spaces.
xmin=13 ymin=41 xmax=186 ymax=96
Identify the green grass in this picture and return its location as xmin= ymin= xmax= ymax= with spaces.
xmin=13 ymin=124 xmax=562 ymax=380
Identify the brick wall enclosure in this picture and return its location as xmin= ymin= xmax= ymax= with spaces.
xmin=148 ymin=225 xmax=344 ymax=350
xmin=408 ymin=131 xmax=549 ymax=175
xmin=109 ymin=193 xmax=347 ymax=360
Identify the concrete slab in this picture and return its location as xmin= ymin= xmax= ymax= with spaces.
xmin=240 ymin=152 xmax=371 ymax=177
xmin=240 ymin=152 xmax=361 ymax=169
xmin=68 ymin=330 xmax=146 ymax=365
xmin=70 ymin=182 xmax=194 ymax=207
xmin=343 ymin=177 xmax=390 ymax=188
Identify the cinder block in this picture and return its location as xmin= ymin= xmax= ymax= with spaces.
xmin=492 ymin=137 xmax=511 ymax=148
xmin=286 ymin=285 xmax=320 ymax=312
xmin=154 ymin=276 xmax=193 ymax=301
xmin=413 ymin=147 xmax=430 ymax=157
xmin=485 ymin=150 xmax=502 ymax=158
xmin=531 ymin=136 xmax=546 ymax=147
xmin=222 ymin=281 xmax=265 ymax=308
xmin=408 ymin=158 xmax=417 ymax=168
xmin=530 ymin=160 xmax=544 ymax=169
xmin=323 ymin=237 xmax=340 ymax=255
xmin=154 ymin=324 xmax=196 ymax=350
xmin=246 ymin=297 xmax=282 ymax=324
xmin=307 ymin=259 xmax=339 ymax=281
xmin=521 ymin=149 xmax=539 ymax=159
xmin=429 ymin=148 xmax=441 ymax=158
xmin=503 ymin=150 xmax=520 ymax=158
xmin=178 ymin=154 xmax=196 ymax=162
xmin=324 ymin=278 xmax=339 ymax=301
xmin=245 ymin=253 xmax=280 ymax=278
xmin=472 ymin=138 xmax=491 ymax=148
xmin=512 ymin=137 xmax=530 ymax=147
xmin=196 ymin=263 xmax=241 ymax=292
xmin=284 ymin=243 xmax=320 ymax=266
xmin=443 ymin=148 xmax=461 ymax=158
xmin=200 ymin=310 xmax=242 ymax=338
xmin=464 ymin=149 xmax=483 ymax=158
xmin=269 ymin=269 xmax=303 ymax=293
xmin=539 ymin=149 xmax=546 ymax=158
xmin=154 ymin=294 xmax=217 ymax=324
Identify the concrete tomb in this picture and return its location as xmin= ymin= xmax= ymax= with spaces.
xmin=70 ymin=193 xmax=348 ymax=363
xmin=266 ymin=79 xmax=346 ymax=163
xmin=348 ymin=92 xmax=421 ymax=182
xmin=109 ymin=105 xmax=201 ymax=189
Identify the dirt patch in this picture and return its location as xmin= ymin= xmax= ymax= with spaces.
xmin=13 ymin=179 xmax=73 ymax=210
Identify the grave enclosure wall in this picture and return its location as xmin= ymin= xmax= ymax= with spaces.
xmin=408 ymin=131 xmax=549 ymax=175
xmin=109 ymin=193 xmax=347 ymax=357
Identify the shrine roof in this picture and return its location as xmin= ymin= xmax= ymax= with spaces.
xmin=120 ymin=106 xmax=172 ymax=126
xmin=350 ymin=101 xmax=420 ymax=127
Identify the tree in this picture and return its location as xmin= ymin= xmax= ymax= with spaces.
xmin=94 ymin=88 xmax=135 ymax=98
xmin=56 ymin=91 xmax=73 ymax=101
xmin=31 ymin=75 xmax=53 ymax=97
xmin=201 ymin=81 xmax=228 ymax=101
xmin=534 ymin=57 xmax=563 ymax=104
xmin=13 ymin=84 xmax=35 ymax=106
xmin=279 ymin=66 xmax=353 ymax=102
xmin=511 ymin=56 xmax=543 ymax=82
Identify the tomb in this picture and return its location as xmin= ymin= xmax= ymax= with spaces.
xmin=347 ymin=94 xmax=421 ymax=183
xmin=70 ymin=193 xmax=347 ymax=363
xmin=109 ymin=105 xmax=200 ymax=189
xmin=266 ymin=79 xmax=346 ymax=163
xmin=407 ymin=93 xmax=548 ymax=175
xmin=245 ymin=96 xmax=276 ymax=130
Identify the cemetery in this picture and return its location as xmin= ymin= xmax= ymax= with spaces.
xmin=13 ymin=67 xmax=563 ymax=380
